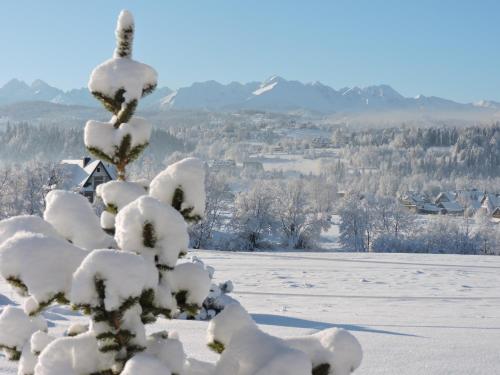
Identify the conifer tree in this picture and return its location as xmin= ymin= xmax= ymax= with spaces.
xmin=0 ymin=10 xmax=363 ymax=375
xmin=0 ymin=10 xmax=211 ymax=374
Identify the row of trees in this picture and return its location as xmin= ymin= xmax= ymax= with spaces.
xmin=1 ymin=159 xmax=499 ymax=255
xmin=190 ymin=175 xmax=335 ymax=250
xmin=0 ymin=123 xmax=190 ymax=165
xmin=338 ymin=194 xmax=499 ymax=255
xmin=0 ymin=162 xmax=63 ymax=219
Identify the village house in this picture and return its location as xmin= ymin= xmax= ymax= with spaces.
xmin=434 ymin=191 xmax=464 ymax=215
xmin=481 ymin=193 xmax=500 ymax=218
xmin=59 ymin=157 xmax=116 ymax=202
xmin=399 ymin=191 xmax=440 ymax=214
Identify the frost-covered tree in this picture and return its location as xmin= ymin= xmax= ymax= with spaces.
xmin=190 ymin=173 xmax=231 ymax=249
xmin=232 ymin=182 xmax=277 ymax=250
xmin=338 ymin=194 xmax=369 ymax=252
xmin=274 ymin=180 xmax=331 ymax=249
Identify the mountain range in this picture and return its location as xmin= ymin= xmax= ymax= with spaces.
xmin=1 ymin=76 xmax=499 ymax=116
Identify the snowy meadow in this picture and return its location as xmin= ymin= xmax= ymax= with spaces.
xmin=1 ymin=250 xmax=499 ymax=374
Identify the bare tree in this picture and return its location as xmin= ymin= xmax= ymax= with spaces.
xmin=190 ymin=173 xmax=232 ymax=249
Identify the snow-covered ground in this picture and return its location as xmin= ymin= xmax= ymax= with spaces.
xmin=1 ymin=250 xmax=499 ymax=374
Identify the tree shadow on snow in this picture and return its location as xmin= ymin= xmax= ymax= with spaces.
xmin=251 ymin=313 xmax=419 ymax=337
xmin=0 ymin=293 xmax=16 ymax=306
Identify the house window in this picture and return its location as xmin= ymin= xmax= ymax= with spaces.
xmin=97 ymin=167 xmax=101 ymax=172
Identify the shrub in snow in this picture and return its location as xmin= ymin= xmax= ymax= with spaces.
xmin=184 ymin=256 xmax=237 ymax=321
xmin=198 ymin=280 xmax=237 ymax=320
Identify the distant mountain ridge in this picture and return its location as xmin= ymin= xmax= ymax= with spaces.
xmin=1 ymin=77 xmax=499 ymax=115
xmin=0 ymin=79 xmax=173 ymax=109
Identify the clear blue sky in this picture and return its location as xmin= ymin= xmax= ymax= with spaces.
xmin=1 ymin=0 xmax=499 ymax=103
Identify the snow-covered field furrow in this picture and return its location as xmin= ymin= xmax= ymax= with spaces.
xmin=1 ymin=250 xmax=499 ymax=374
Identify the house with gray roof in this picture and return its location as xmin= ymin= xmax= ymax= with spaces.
xmin=59 ymin=157 xmax=116 ymax=202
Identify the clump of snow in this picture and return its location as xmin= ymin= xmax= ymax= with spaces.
xmin=184 ymin=357 xmax=215 ymax=375
xmin=88 ymin=58 xmax=157 ymax=104
xmin=0 ymin=306 xmax=47 ymax=359
xmin=88 ymin=8 xmax=156 ymax=104
xmin=145 ymin=331 xmax=185 ymax=374
xmin=198 ymin=282 xmax=238 ymax=320
xmin=0 ymin=215 xmax=59 ymax=247
xmin=208 ymin=304 xmax=362 ymax=375
xmin=191 ymin=255 xmax=215 ymax=278
xmin=35 ymin=332 xmax=114 ymax=375
xmin=168 ymin=262 xmax=211 ymax=309
xmin=71 ymin=249 xmax=157 ymax=311
xmin=97 ymin=180 xmax=146 ymax=211
xmin=212 ymin=309 xmax=312 ymax=374
xmin=286 ymin=328 xmax=362 ymax=375
xmin=96 ymin=180 xmax=147 ymax=229
xmin=0 ymin=232 xmax=87 ymax=307
xmin=115 ymin=196 xmax=189 ymax=268
xmin=44 ymin=190 xmax=114 ymax=250
xmin=121 ymin=353 xmax=171 ymax=375
xmin=31 ymin=331 xmax=55 ymax=355
xmin=153 ymin=277 xmax=177 ymax=313
xmin=116 ymin=9 xmax=134 ymax=31
xmin=207 ymin=303 xmax=256 ymax=349
xmin=23 ymin=297 xmax=40 ymax=316
xmin=189 ymin=256 xmax=237 ymax=320
xmin=315 ymin=328 xmax=363 ymax=375
xmin=84 ymin=117 xmax=152 ymax=162
xmin=150 ymin=157 xmax=206 ymax=220
xmin=18 ymin=331 xmax=55 ymax=375
xmin=18 ymin=342 xmax=37 ymax=375
xmin=100 ymin=210 xmax=116 ymax=231
xmin=65 ymin=323 xmax=88 ymax=337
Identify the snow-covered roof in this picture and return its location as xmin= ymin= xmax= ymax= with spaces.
xmin=438 ymin=201 xmax=463 ymax=213
xmin=481 ymin=193 xmax=500 ymax=213
xmin=400 ymin=191 xmax=427 ymax=206
xmin=418 ymin=203 xmax=440 ymax=213
xmin=435 ymin=191 xmax=456 ymax=203
xmin=59 ymin=159 xmax=116 ymax=190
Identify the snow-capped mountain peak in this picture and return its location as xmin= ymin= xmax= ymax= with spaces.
xmin=0 ymin=77 xmax=499 ymax=115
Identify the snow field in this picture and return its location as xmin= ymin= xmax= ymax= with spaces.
xmin=0 ymin=250 xmax=498 ymax=374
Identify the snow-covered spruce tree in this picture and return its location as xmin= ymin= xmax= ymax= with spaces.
xmin=0 ymin=10 xmax=363 ymax=375
xmin=0 ymin=10 xmax=210 ymax=374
